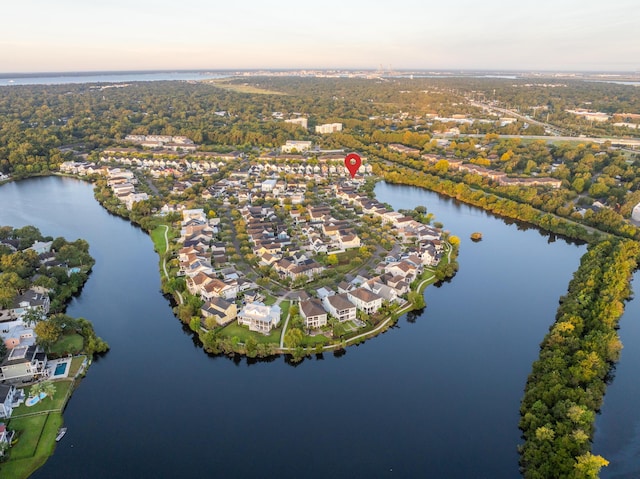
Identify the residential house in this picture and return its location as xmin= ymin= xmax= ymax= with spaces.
xmin=201 ymin=278 xmax=238 ymax=301
xmin=0 ymin=345 xmax=47 ymax=382
xmin=201 ymin=297 xmax=237 ymax=327
xmin=28 ymin=241 xmax=53 ymax=255
xmin=0 ymin=423 xmax=15 ymax=455
xmin=364 ymin=281 xmax=398 ymax=303
xmin=237 ymin=302 xmax=282 ymax=334
xmin=385 ymin=261 xmax=418 ymax=282
xmin=1 ymin=323 xmax=35 ymax=350
xmin=347 ymin=288 xmax=383 ymax=315
xmin=0 ymin=385 xmax=18 ymax=418
xmin=0 ymin=289 xmax=50 ymax=323
xmin=322 ymin=293 xmax=356 ymax=322
xmin=300 ymin=299 xmax=328 ymax=329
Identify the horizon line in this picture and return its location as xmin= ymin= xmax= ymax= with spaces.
xmin=1 ymin=68 xmax=639 ymax=78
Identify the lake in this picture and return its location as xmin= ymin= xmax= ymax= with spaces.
xmin=0 ymin=71 xmax=227 ymax=87
xmin=0 ymin=177 xmax=634 ymax=478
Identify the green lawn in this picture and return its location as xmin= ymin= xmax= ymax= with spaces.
xmin=279 ymin=301 xmax=290 ymax=321
xmin=48 ymin=333 xmax=83 ymax=356
xmin=150 ymin=225 xmax=169 ymax=254
xmin=67 ymin=356 xmax=87 ymax=378
xmin=1 ymin=412 xmax=62 ymax=479
xmin=263 ymin=294 xmax=277 ymax=306
xmin=12 ymin=380 xmax=73 ymax=417
xmin=302 ymin=334 xmax=329 ymax=347
xmin=218 ymin=322 xmax=281 ymax=345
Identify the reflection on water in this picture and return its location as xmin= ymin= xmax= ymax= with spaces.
xmin=0 ymin=177 xmax=594 ymax=478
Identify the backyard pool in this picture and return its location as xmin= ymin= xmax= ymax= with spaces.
xmin=53 ymin=362 xmax=68 ymax=377
xmin=26 ymin=392 xmax=47 ymax=407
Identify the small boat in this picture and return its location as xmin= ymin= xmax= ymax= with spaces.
xmin=56 ymin=427 xmax=67 ymax=442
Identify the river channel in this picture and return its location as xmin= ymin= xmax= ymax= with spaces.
xmin=0 ymin=176 xmax=636 ymax=478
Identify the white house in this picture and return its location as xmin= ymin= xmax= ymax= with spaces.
xmin=0 ymin=385 xmax=18 ymax=418
xmin=237 ymin=302 xmax=281 ymax=334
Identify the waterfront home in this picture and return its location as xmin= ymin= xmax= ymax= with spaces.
xmin=384 ymin=275 xmax=410 ymax=296
xmin=347 ymin=288 xmax=383 ymax=315
xmin=0 ymin=423 xmax=15 ymax=455
xmin=385 ymin=261 xmax=418 ymax=282
xmin=237 ymin=302 xmax=282 ymax=334
xmin=201 ymin=278 xmax=238 ymax=301
xmin=1 ymin=323 xmax=36 ymax=349
xmin=364 ymin=281 xmax=398 ymax=303
xmin=0 ymin=344 xmax=47 ymax=382
xmin=300 ymin=299 xmax=328 ymax=329
xmin=201 ymin=297 xmax=237 ymax=326
xmin=0 ymin=385 xmax=19 ymax=418
xmin=322 ymin=294 xmax=356 ymax=322
xmin=0 ymin=288 xmax=50 ymax=322
xmin=28 ymin=241 xmax=53 ymax=255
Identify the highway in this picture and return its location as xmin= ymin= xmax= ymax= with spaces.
xmin=448 ymin=133 xmax=640 ymax=148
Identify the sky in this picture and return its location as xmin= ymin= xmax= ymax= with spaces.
xmin=1 ymin=0 xmax=639 ymax=73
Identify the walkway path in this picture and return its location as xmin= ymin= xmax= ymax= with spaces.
xmin=277 ymin=290 xmax=297 ymax=348
xmin=161 ymin=225 xmax=183 ymax=305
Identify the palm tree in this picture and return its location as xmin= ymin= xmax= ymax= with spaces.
xmin=31 ymin=380 xmax=56 ymax=400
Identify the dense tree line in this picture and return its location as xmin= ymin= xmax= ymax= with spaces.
xmin=0 ymin=225 xmax=94 ymax=312
xmin=519 ymin=239 xmax=640 ymax=478
xmin=372 ymin=163 xmax=600 ymax=242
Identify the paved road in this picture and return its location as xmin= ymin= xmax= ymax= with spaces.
xmin=446 ymin=133 xmax=640 ymax=148
xmin=469 ymin=101 xmax=566 ymax=136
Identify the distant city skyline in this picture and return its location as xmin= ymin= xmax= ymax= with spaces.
xmin=2 ymin=0 xmax=639 ymax=73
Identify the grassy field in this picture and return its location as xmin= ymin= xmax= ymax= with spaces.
xmin=67 ymin=356 xmax=87 ymax=378
xmin=218 ymin=322 xmax=281 ymax=345
xmin=48 ymin=333 xmax=83 ymax=356
xmin=150 ymin=225 xmax=169 ymax=254
xmin=279 ymin=300 xmax=290 ymax=320
xmin=1 ymin=412 xmax=62 ymax=479
xmin=12 ymin=380 xmax=73 ymax=417
xmin=302 ymin=334 xmax=330 ymax=347
xmin=206 ymin=80 xmax=286 ymax=95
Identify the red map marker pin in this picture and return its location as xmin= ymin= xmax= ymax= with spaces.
xmin=344 ymin=153 xmax=362 ymax=179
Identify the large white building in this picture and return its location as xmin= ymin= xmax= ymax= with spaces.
xmin=281 ymin=140 xmax=312 ymax=153
xmin=632 ymin=202 xmax=640 ymax=222
xmin=285 ymin=118 xmax=308 ymax=129
xmin=315 ymin=123 xmax=343 ymax=134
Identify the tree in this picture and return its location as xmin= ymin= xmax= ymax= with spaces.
xmin=284 ymin=328 xmax=303 ymax=348
xmin=41 ymin=381 xmax=57 ymax=400
xmin=34 ymin=320 xmax=62 ymax=348
xmin=327 ymin=254 xmax=338 ymax=266
xmin=573 ymin=453 xmax=609 ymax=479
xmin=22 ymin=307 xmax=44 ymax=327
xmin=245 ymin=336 xmax=258 ymax=358
xmin=30 ymin=380 xmax=56 ymax=400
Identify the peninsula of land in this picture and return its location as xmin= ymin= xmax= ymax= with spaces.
xmin=0 ymin=226 xmax=108 ymax=478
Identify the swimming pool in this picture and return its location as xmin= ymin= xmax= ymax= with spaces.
xmin=54 ymin=362 xmax=67 ymax=376
xmin=26 ymin=392 xmax=47 ymax=407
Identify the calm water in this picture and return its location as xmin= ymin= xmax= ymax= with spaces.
xmin=0 ymin=176 xmax=629 ymax=478
xmin=0 ymin=71 xmax=226 ymax=87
